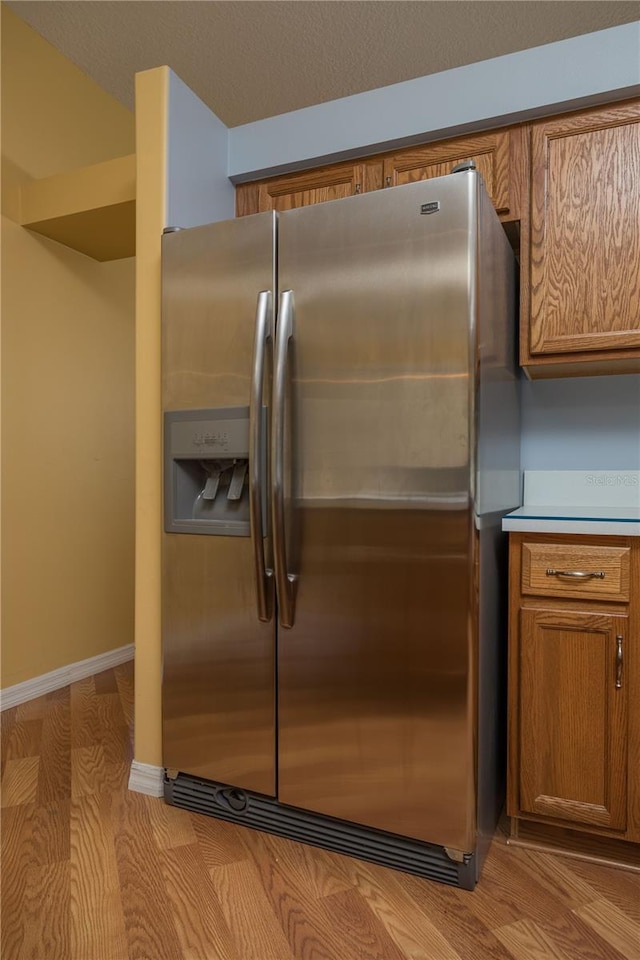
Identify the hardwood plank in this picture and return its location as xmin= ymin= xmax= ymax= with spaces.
xmin=16 ymin=697 xmax=47 ymax=721
xmin=5 ymin=719 xmax=43 ymax=761
xmin=1 ymin=803 xmax=36 ymax=960
xmin=245 ymin=829 xmax=353 ymax=900
xmin=475 ymin=841 xmax=584 ymax=928
xmin=244 ymin=828 xmax=348 ymax=960
xmin=210 ymin=859 xmax=295 ymax=960
xmin=94 ymin=668 xmax=119 ymax=694
xmin=299 ymin=843 xmax=355 ymax=900
xmin=70 ymin=792 xmax=129 ymax=960
xmin=18 ymin=861 xmax=70 ymax=960
xmin=1 ymin=703 xmax=18 ymax=731
xmin=494 ymin=918 xmax=577 ymax=960
xmin=71 ymin=744 xmax=108 ymax=799
xmin=575 ymin=899 xmax=640 ymax=960
xmin=70 ymin=676 xmax=101 ymax=749
xmin=398 ymin=868 xmax=519 ymax=960
xmin=94 ymin=691 xmax=131 ymax=765
xmin=346 ymin=861 xmax=463 ymax=960
xmin=159 ymin=842 xmax=239 ymax=960
xmin=569 ymin=859 xmax=640 ymax=921
xmin=1 ymin=757 xmax=40 ymax=807
xmin=106 ymin=758 xmax=131 ymax=794
xmin=517 ymin=850 xmax=600 ymax=908
xmin=37 ymin=696 xmax=71 ymax=804
xmin=242 ymin=826 xmax=311 ymax=894
xmin=146 ymin=793 xmax=198 ymax=850
xmin=537 ymin=911 xmax=629 ymax=960
xmin=113 ymin=661 xmax=134 ymax=727
xmin=190 ymin=810 xmax=248 ymax=868
xmin=111 ymin=789 xmax=184 ymax=960
xmin=31 ymin=800 xmax=71 ymax=865
xmin=318 ymin=886 xmax=409 ymax=960
xmin=4 ymin=663 xmax=640 ymax=960
xmin=1 ymin=705 xmax=18 ymax=777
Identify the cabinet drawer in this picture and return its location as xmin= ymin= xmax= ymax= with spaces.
xmin=522 ymin=542 xmax=630 ymax=601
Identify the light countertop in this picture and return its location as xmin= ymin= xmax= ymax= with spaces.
xmin=502 ymin=471 xmax=640 ymax=536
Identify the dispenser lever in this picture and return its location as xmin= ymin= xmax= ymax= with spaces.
xmin=227 ymin=461 xmax=247 ymax=501
xmin=202 ymin=468 xmax=221 ymax=500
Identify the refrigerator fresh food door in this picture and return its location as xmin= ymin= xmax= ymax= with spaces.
xmin=275 ymin=175 xmax=478 ymax=850
xmin=162 ymin=213 xmax=277 ymax=795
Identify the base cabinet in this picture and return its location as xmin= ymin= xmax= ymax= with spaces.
xmin=519 ymin=608 xmax=627 ymax=831
xmin=508 ymin=533 xmax=640 ymax=861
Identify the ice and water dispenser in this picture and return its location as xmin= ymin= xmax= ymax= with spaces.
xmin=164 ymin=407 xmax=265 ymax=537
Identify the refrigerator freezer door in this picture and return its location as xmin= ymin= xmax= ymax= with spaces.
xmin=276 ymin=175 xmax=478 ymax=849
xmin=162 ymin=214 xmax=277 ymax=795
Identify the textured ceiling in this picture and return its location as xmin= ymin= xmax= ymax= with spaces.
xmin=6 ymin=1 xmax=640 ymax=127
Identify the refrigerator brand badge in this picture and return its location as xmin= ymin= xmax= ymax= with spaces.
xmin=420 ymin=201 xmax=440 ymax=215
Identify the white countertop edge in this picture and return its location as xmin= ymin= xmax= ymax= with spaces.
xmin=502 ymin=517 xmax=640 ymax=536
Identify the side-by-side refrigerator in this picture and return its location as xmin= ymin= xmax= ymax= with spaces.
xmin=162 ymin=171 xmax=520 ymax=889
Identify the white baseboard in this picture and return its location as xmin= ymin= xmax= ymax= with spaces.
xmin=128 ymin=760 xmax=165 ymax=798
xmin=0 ymin=644 xmax=134 ymax=711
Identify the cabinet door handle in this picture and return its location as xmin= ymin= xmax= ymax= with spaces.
xmin=545 ymin=568 xmax=605 ymax=580
xmin=615 ymin=635 xmax=623 ymax=689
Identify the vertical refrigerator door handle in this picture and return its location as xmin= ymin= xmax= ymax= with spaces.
xmin=272 ymin=289 xmax=296 ymax=628
xmin=250 ymin=290 xmax=274 ymax=623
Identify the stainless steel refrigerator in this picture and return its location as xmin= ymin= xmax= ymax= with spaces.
xmin=161 ymin=170 xmax=520 ymax=889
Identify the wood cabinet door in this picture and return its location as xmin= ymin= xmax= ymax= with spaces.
xmin=529 ymin=101 xmax=640 ymax=356
xmin=236 ymin=162 xmax=374 ymax=216
xmin=519 ymin=609 xmax=627 ymax=831
xmin=382 ymin=130 xmax=513 ymax=216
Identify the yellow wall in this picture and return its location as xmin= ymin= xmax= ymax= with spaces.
xmin=133 ymin=67 xmax=168 ymax=766
xmin=1 ymin=5 xmax=136 ymax=687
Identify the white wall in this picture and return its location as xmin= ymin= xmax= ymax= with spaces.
xmin=228 ymin=22 xmax=640 ymax=180
xmin=167 ymin=71 xmax=234 ymax=228
xmin=521 ymin=375 xmax=640 ymax=471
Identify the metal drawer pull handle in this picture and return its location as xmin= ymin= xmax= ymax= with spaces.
xmin=545 ymin=568 xmax=605 ymax=580
xmin=616 ymin=636 xmax=623 ymax=689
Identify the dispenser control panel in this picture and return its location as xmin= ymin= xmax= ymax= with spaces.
xmin=164 ymin=407 xmax=266 ymax=538
xmin=168 ymin=415 xmax=249 ymax=459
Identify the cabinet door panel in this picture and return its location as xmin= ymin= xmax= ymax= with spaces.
xmin=530 ymin=102 xmax=640 ymax=356
xmin=236 ymin=162 xmax=372 ymax=216
xmin=519 ymin=609 xmax=627 ymax=831
xmin=382 ymin=131 xmax=511 ymax=215
xmin=259 ymin=162 xmax=366 ymax=211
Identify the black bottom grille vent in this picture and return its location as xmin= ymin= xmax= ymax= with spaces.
xmin=165 ymin=773 xmax=476 ymax=890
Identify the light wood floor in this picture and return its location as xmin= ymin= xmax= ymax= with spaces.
xmin=2 ymin=662 xmax=639 ymax=960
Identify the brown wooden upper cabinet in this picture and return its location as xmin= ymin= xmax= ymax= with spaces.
xmin=235 ymin=160 xmax=380 ymax=217
xmin=380 ymin=128 xmax=521 ymax=220
xmin=525 ymin=100 xmax=640 ymax=372
xmin=236 ymin=127 xmax=524 ymax=221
